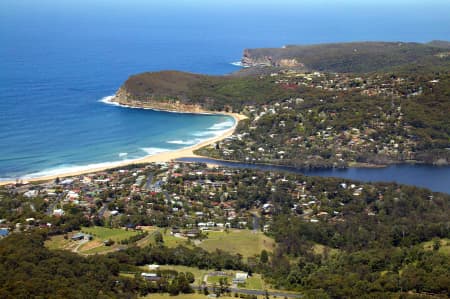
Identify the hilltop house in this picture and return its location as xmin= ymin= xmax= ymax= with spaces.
xmin=141 ymin=272 xmax=160 ymax=281
xmin=71 ymin=233 xmax=92 ymax=241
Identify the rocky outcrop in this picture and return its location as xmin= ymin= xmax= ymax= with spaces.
xmin=113 ymin=86 xmax=207 ymax=114
xmin=242 ymin=49 xmax=304 ymax=68
xmin=242 ymin=49 xmax=273 ymax=67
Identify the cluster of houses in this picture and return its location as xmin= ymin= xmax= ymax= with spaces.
xmin=273 ymin=69 xmax=430 ymax=99
xmin=1 ymin=157 xmax=397 ymax=238
xmin=202 ymin=81 xmax=417 ymax=166
xmin=0 ymin=162 xmax=253 ymax=233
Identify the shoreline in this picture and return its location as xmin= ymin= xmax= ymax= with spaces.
xmin=0 ymin=100 xmax=247 ymax=186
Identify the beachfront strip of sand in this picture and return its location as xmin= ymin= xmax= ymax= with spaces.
xmin=0 ymin=112 xmax=247 ymax=186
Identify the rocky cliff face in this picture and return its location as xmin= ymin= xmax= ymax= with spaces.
xmin=242 ymin=49 xmax=273 ymax=67
xmin=113 ymin=87 xmax=207 ymax=113
xmin=242 ymin=48 xmax=304 ymax=68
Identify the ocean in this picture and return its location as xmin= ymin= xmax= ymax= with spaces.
xmin=1 ymin=0 xmax=449 ymax=180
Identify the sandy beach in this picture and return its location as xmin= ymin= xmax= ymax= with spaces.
xmin=0 ymin=112 xmax=247 ymax=186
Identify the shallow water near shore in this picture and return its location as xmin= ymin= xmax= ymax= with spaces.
xmin=0 ymin=97 xmax=234 ymax=180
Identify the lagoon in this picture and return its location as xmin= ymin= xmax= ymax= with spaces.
xmin=177 ymin=157 xmax=450 ymax=194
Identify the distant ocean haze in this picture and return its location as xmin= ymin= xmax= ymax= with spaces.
xmin=0 ymin=0 xmax=449 ymax=179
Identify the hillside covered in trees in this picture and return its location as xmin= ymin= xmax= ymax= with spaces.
xmin=113 ymin=44 xmax=450 ymax=167
xmin=241 ymin=41 xmax=450 ymax=73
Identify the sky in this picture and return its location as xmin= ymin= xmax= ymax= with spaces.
xmin=1 ymin=0 xmax=449 ymax=44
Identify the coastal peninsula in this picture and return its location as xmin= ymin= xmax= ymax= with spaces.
xmin=113 ymin=41 xmax=450 ymax=169
xmin=4 ymin=40 xmax=449 ymax=184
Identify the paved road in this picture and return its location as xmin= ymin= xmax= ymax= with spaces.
xmin=250 ymin=212 xmax=260 ymax=232
xmin=46 ymin=194 xmax=62 ymax=216
xmin=145 ymin=173 xmax=154 ymax=190
xmin=163 ymin=190 xmax=171 ymax=202
xmin=98 ymin=204 xmax=108 ymax=218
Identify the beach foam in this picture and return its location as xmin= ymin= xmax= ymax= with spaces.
xmin=208 ymin=120 xmax=235 ymax=130
xmin=99 ymin=95 xmax=144 ymax=109
xmin=140 ymin=147 xmax=172 ymax=155
xmin=167 ymin=139 xmax=198 ymax=145
xmin=99 ymin=95 xmax=121 ymax=106
xmin=20 ymin=147 xmax=173 ymax=179
xmin=231 ymin=61 xmax=248 ymax=67
xmin=22 ymin=160 xmax=137 ymax=179
xmin=191 ymin=131 xmax=216 ymax=137
xmin=99 ymin=95 xmax=217 ymax=115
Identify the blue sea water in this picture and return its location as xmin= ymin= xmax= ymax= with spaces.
xmin=1 ymin=0 xmax=450 ymax=180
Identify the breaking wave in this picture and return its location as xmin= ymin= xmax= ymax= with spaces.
xmin=140 ymin=147 xmax=172 ymax=155
xmin=167 ymin=139 xmax=198 ymax=145
xmin=208 ymin=120 xmax=235 ymax=130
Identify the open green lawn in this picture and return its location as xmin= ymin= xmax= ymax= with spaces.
xmin=160 ymin=230 xmax=192 ymax=248
xmin=136 ymin=226 xmax=158 ymax=247
xmin=138 ymin=229 xmax=193 ymax=249
xmin=312 ymin=243 xmax=340 ymax=256
xmin=422 ymin=238 xmax=450 ymax=255
xmin=199 ymin=230 xmax=275 ymax=258
xmin=207 ymin=275 xmax=231 ymax=284
xmin=119 ymin=272 xmax=135 ymax=279
xmin=245 ymin=275 xmax=264 ymax=290
xmin=44 ymin=235 xmax=72 ymax=250
xmin=81 ymin=226 xmax=140 ymax=242
xmin=46 ymin=227 xmax=140 ymax=255
xmin=136 ymin=229 xmax=274 ymax=258
xmin=80 ymin=243 xmax=118 ymax=254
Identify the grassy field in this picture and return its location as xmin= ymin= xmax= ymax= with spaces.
xmin=138 ymin=228 xmax=194 ymax=248
xmin=137 ymin=229 xmax=274 ymax=258
xmin=81 ymin=226 xmax=139 ymax=242
xmin=207 ymin=275 xmax=231 ymax=284
xmin=422 ymin=238 xmax=450 ymax=255
xmin=136 ymin=226 xmax=159 ymax=247
xmin=245 ymin=275 xmax=264 ymax=290
xmin=45 ymin=235 xmax=73 ymax=250
xmin=45 ymin=227 xmax=141 ymax=255
xmin=160 ymin=230 xmax=192 ymax=248
xmin=199 ymin=230 xmax=275 ymax=258
xmin=46 ymin=228 xmax=275 ymax=261
xmin=312 ymin=243 xmax=339 ymax=256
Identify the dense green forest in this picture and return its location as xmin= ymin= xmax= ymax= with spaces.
xmin=242 ymin=41 xmax=450 ymax=73
xmin=0 ymin=232 xmax=135 ymax=298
